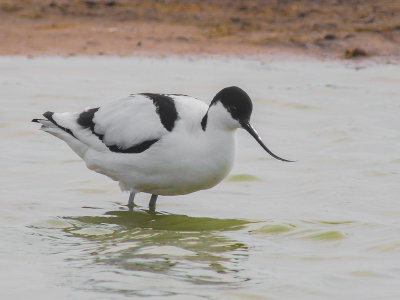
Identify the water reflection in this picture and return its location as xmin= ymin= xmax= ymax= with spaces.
xmin=61 ymin=208 xmax=252 ymax=286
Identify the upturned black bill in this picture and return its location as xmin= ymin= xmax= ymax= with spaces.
xmin=241 ymin=122 xmax=294 ymax=162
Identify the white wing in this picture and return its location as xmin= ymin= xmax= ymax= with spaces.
xmin=94 ymin=95 xmax=168 ymax=150
xmin=45 ymin=94 xmax=173 ymax=153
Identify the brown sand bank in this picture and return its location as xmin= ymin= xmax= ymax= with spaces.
xmin=1 ymin=0 xmax=400 ymax=59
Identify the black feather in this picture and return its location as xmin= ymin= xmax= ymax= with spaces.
xmin=107 ymin=139 xmax=159 ymax=153
xmin=140 ymin=93 xmax=178 ymax=131
xmin=77 ymin=108 xmax=99 ymax=133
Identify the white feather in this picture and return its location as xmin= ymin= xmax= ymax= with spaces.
xmin=94 ymin=95 xmax=167 ymax=148
xmin=37 ymin=93 xmax=238 ymax=195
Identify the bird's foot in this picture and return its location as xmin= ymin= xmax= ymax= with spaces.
xmin=149 ymin=194 xmax=158 ymax=211
xmin=127 ymin=192 xmax=136 ymax=210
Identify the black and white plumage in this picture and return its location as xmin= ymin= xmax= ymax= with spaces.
xmin=32 ymin=86 xmax=291 ymax=209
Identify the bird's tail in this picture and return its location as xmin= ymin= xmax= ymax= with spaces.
xmin=32 ymin=117 xmax=57 ymax=129
xmin=32 ymin=111 xmax=88 ymax=159
xmin=32 ymin=111 xmax=74 ymax=138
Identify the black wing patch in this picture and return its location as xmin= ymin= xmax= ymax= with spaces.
xmin=77 ymin=108 xmax=104 ymax=140
xmin=77 ymin=107 xmax=158 ymax=154
xmin=107 ymin=139 xmax=159 ymax=153
xmin=77 ymin=108 xmax=99 ymax=132
xmin=201 ymin=113 xmax=208 ymax=131
xmin=140 ymin=93 xmax=178 ymax=131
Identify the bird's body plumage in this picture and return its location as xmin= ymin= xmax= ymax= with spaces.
xmin=33 ymin=86 xmax=291 ymax=209
xmin=36 ymin=93 xmax=236 ymax=196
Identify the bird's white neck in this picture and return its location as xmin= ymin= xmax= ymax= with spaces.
xmin=202 ymin=102 xmax=240 ymax=133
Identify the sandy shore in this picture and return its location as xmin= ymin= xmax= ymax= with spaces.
xmin=1 ymin=0 xmax=400 ymax=60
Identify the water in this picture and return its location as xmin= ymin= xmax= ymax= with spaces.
xmin=1 ymin=56 xmax=400 ymax=299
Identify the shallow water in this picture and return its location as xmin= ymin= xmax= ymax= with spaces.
xmin=1 ymin=57 xmax=400 ymax=299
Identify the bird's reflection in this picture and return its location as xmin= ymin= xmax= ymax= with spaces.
xmin=63 ymin=208 xmax=251 ymax=284
xmin=71 ymin=208 xmax=250 ymax=231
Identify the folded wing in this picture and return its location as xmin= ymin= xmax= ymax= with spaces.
xmin=45 ymin=94 xmax=175 ymax=154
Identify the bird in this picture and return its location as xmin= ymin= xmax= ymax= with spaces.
xmin=32 ymin=86 xmax=292 ymax=210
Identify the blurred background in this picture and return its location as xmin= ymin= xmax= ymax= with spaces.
xmin=1 ymin=0 xmax=400 ymax=58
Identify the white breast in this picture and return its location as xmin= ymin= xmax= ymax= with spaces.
xmin=83 ymin=96 xmax=236 ymax=195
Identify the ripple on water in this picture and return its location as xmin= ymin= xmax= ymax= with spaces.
xmin=247 ymin=220 xmax=348 ymax=242
xmin=318 ymin=220 xmax=355 ymax=225
xmin=101 ymin=242 xmax=139 ymax=254
xmin=283 ymin=102 xmax=316 ymax=110
xmin=6 ymin=130 xmax=36 ymax=137
xmin=247 ymin=223 xmax=295 ymax=234
xmin=333 ymin=137 xmax=352 ymax=143
xmin=135 ymin=245 xmax=197 ymax=257
xmin=42 ymin=209 xmax=255 ymax=288
xmin=349 ymin=270 xmax=381 ymax=277
xmin=31 ymin=218 xmax=73 ymax=229
xmin=73 ymin=227 xmax=115 ymax=236
xmin=31 ymin=210 xmax=387 ymax=298
xmin=369 ymin=241 xmax=400 ymax=253
xmin=69 ymin=188 xmax=116 ymax=194
xmin=228 ymin=174 xmax=261 ymax=182
xmin=302 ymin=230 xmax=344 ymax=241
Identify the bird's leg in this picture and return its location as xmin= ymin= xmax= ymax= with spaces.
xmin=128 ymin=192 xmax=136 ymax=207
xmin=149 ymin=194 xmax=158 ymax=210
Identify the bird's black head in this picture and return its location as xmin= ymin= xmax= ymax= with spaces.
xmin=208 ymin=86 xmax=293 ymax=162
xmin=210 ymin=86 xmax=253 ymax=124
